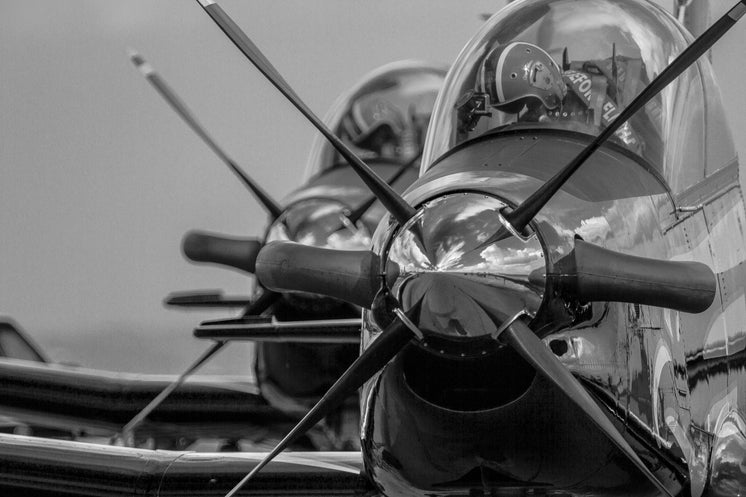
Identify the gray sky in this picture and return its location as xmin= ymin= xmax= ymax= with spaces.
xmin=1 ymin=0 xmax=744 ymax=374
xmin=0 ymin=1 xmax=500 ymax=373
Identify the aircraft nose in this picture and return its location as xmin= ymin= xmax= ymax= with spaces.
xmin=383 ymin=193 xmax=545 ymax=357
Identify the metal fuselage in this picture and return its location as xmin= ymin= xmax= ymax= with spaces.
xmin=358 ymin=53 xmax=745 ymax=497
xmin=256 ymin=162 xmax=418 ymax=414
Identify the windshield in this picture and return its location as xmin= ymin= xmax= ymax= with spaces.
xmin=305 ymin=60 xmax=447 ymax=180
xmin=421 ymin=0 xmax=695 ymax=175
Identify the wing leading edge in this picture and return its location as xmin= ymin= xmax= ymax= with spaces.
xmin=0 ymin=433 xmax=371 ymax=496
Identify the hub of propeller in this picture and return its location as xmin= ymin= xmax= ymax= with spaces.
xmin=379 ymin=193 xmax=546 ymax=358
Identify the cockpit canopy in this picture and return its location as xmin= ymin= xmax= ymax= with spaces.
xmin=305 ymin=61 xmax=447 ymax=180
xmin=421 ymin=0 xmax=734 ymax=193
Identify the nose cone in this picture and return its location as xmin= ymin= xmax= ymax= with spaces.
xmin=386 ymin=193 xmax=545 ymax=351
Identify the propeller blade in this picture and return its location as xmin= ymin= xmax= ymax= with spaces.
xmin=346 ymin=151 xmax=421 ymax=225
xmin=164 ymin=290 xmax=252 ymax=308
xmin=182 ymin=230 xmax=262 ymax=274
xmin=547 ymin=239 xmax=716 ymax=313
xmin=224 ymin=317 xmax=414 ymax=497
xmin=195 ymin=0 xmax=416 ymax=227
xmin=121 ymin=339 xmax=226 ymax=445
xmin=500 ymin=319 xmax=673 ymax=497
xmin=255 ymin=241 xmax=381 ymax=308
xmin=501 ymin=0 xmax=746 ymax=235
xmin=128 ymin=50 xmax=283 ymax=219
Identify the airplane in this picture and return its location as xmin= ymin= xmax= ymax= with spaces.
xmin=0 ymin=54 xmax=445 ymax=449
xmin=0 ymin=315 xmax=300 ymax=449
xmin=145 ymin=52 xmax=446 ymax=446
xmin=3 ymin=0 xmax=746 ymax=496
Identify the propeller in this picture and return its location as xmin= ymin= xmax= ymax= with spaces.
xmin=255 ymin=242 xmax=381 ymax=308
xmin=539 ymin=238 xmax=716 ymax=313
xmin=499 ymin=319 xmax=673 ymax=497
xmin=182 ymin=230 xmax=262 ymax=274
xmin=195 ymin=0 xmax=416 ymax=227
xmin=249 ymin=235 xmax=705 ymax=494
xmin=345 ymin=151 xmax=422 ymax=226
xmin=129 ymin=50 xmax=282 ymax=219
xmin=120 ymin=279 xmax=277 ymax=446
xmin=224 ymin=315 xmax=416 ymax=497
xmin=497 ymin=0 xmax=746 ymax=238
xmin=130 ymin=48 xmax=403 ymax=278
xmin=191 ymin=2 xmax=738 ymax=495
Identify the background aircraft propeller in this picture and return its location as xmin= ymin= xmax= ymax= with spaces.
xmin=182 ymin=231 xmax=263 ymax=274
xmin=244 ymin=233 xmax=713 ymax=496
xmin=129 ymin=50 xmax=283 ymax=219
xmin=180 ymin=148 xmax=421 ymax=280
xmin=195 ymin=0 xmax=417 ymax=227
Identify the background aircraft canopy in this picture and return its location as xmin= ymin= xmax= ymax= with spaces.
xmin=421 ymin=0 xmax=715 ymax=186
xmin=304 ymin=61 xmax=446 ymax=180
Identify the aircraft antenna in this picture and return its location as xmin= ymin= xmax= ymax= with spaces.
xmin=611 ymin=43 xmax=619 ymax=103
xmin=562 ymin=47 xmax=570 ymax=71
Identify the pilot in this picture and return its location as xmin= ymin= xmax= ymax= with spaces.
xmin=468 ymin=41 xmax=641 ymax=151
xmin=476 ymin=41 xmax=567 ymax=121
xmin=337 ymin=94 xmax=424 ymax=163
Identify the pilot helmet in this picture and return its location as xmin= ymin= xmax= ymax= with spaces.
xmin=339 ymin=94 xmax=410 ymax=160
xmin=304 ymin=61 xmax=447 ymax=179
xmin=478 ymin=42 xmax=566 ymax=114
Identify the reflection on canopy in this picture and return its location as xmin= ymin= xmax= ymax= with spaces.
xmin=305 ymin=61 xmax=446 ymax=180
xmin=386 ymin=194 xmax=545 ymax=342
xmin=421 ymin=0 xmax=698 ymax=175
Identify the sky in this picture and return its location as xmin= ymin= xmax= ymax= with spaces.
xmin=0 ymin=0 xmax=500 ymax=374
xmin=1 ymin=0 xmax=745 ymax=375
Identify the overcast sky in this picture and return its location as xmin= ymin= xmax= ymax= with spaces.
xmin=1 ymin=0 xmax=744 ymax=374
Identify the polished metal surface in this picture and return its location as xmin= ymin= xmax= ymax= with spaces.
xmin=708 ymin=408 xmax=746 ymax=496
xmin=385 ymin=193 xmax=544 ymax=345
xmin=194 ymin=317 xmax=362 ymax=343
xmin=362 ymin=355 xmax=671 ymax=497
xmin=0 ymin=434 xmax=369 ymax=497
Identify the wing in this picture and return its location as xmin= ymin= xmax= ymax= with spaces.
xmin=0 ymin=358 xmax=298 ymax=441
xmin=0 ymin=433 xmax=371 ymax=496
